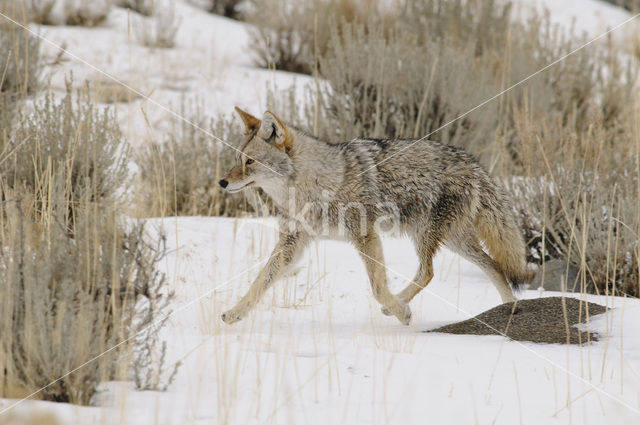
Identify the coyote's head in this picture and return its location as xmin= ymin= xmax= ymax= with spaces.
xmin=219 ymin=107 xmax=294 ymax=193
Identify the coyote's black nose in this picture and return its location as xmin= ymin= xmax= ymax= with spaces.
xmin=219 ymin=179 xmax=228 ymax=188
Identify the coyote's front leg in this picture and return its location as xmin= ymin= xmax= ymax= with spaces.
xmin=221 ymin=232 xmax=307 ymax=324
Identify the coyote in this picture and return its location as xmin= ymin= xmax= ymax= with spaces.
xmin=219 ymin=107 xmax=529 ymax=325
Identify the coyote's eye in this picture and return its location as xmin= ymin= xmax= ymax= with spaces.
xmin=245 ymin=158 xmax=255 ymax=165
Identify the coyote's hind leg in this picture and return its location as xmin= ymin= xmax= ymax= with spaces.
xmin=355 ymin=230 xmax=411 ymax=325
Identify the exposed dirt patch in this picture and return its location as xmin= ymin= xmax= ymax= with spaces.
xmin=428 ymin=297 xmax=607 ymax=344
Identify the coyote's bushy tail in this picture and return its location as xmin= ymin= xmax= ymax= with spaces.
xmin=477 ymin=201 xmax=532 ymax=291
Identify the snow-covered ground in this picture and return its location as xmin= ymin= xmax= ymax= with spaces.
xmin=3 ymin=217 xmax=640 ymax=424
xmin=2 ymin=1 xmax=640 ymax=424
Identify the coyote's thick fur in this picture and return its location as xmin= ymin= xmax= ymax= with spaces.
xmin=219 ymin=108 xmax=530 ymax=325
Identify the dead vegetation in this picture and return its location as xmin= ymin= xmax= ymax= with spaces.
xmin=135 ymin=105 xmax=273 ymax=217
xmin=133 ymin=0 xmax=181 ymax=48
xmin=0 ymin=32 xmax=176 ymax=403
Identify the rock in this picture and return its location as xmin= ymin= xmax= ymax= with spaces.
xmin=529 ymin=259 xmax=585 ymax=292
xmin=428 ymin=297 xmax=607 ymax=344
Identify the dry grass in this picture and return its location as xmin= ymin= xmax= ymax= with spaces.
xmin=0 ymin=27 xmax=40 ymax=96
xmin=191 ymin=0 xmax=244 ymax=19
xmin=134 ymin=0 xmax=181 ymax=49
xmin=5 ymin=79 xmax=128 ymax=211
xmin=247 ymin=0 xmax=387 ymax=75
xmin=89 ymin=77 xmax=142 ymax=103
xmin=0 ymin=1 xmax=48 ymax=25
xmin=24 ymin=0 xmax=57 ymax=25
xmin=0 ymin=410 xmax=63 ymax=425
xmin=259 ymin=0 xmax=640 ymax=297
xmin=0 ymin=0 xmax=111 ymax=26
xmin=600 ymin=0 xmax=640 ymax=12
xmin=117 ymin=0 xmax=155 ymax=16
xmin=63 ymin=0 xmax=111 ymax=27
xmin=0 ymin=195 xmax=166 ymax=403
xmin=0 ymin=65 xmax=174 ymax=402
xmin=134 ymin=106 xmax=274 ymax=218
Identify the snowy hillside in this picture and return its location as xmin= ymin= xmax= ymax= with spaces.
xmin=37 ymin=1 xmax=312 ymax=148
xmin=33 ymin=0 xmax=640 ymax=148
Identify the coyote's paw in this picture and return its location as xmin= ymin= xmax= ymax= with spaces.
xmin=381 ymin=303 xmax=411 ymax=325
xmin=381 ymin=296 xmax=407 ymax=317
xmin=397 ymin=304 xmax=412 ymax=325
xmin=221 ymin=309 xmax=242 ymax=325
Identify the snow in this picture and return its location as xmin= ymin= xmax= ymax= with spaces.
xmin=2 ymin=1 xmax=640 ymax=424
xmin=3 ymin=216 xmax=640 ymax=424
xmin=36 ymin=1 xmax=313 ymax=148
xmin=510 ymin=0 xmax=640 ymax=48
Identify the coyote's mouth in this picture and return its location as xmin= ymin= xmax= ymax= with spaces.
xmin=226 ymin=181 xmax=255 ymax=193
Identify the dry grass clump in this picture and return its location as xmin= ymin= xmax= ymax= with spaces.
xmin=117 ymin=0 xmax=155 ymax=16
xmin=134 ymin=0 xmax=181 ymax=48
xmin=0 ymin=27 xmax=40 ymax=95
xmin=5 ymin=80 xmax=128 ymax=216
xmin=63 ymin=0 xmax=111 ymax=27
xmin=263 ymin=0 xmax=634 ymax=160
xmin=502 ymin=32 xmax=639 ymax=297
xmin=507 ymin=110 xmax=640 ymax=296
xmin=189 ymin=0 xmax=245 ymax=20
xmin=0 ymin=197 xmax=167 ymax=403
xmin=601 ymin=0 xmax=640 ymax=12
xmin=399 ymin=0 xmax=512 ymax=57
xmin=510 ymin=168 xmax=639 ymax=296
xmin=0 ymin=77 xmax=175 ymax=403
xmin=306 ymin=1 xmax=617 ymax=159
xmin=0 ymin=1 xmax=43 ymax=25
xmin=89 ymin=77 xmax=142 ymax=103
xmin=247 ymin=0 xmax=386 ymax=75
xmin=0 ymin=0 xmax=110 ymax=26
xmin=135 ymin=107 xmax=273 ymax=217
xmin=311 ymin=22 xmax=499 ymax=154
xmin=258 ymin=0 xmax=514 ymax=160
xmin=247 ymin=0 xmax=320 ymax=74
xmin=24 ymin=0 xmax=57 ymax=24
xmin=0 ymin=410 xmax=63 ymax=425
xmin=0 ymin=27 xmax=40 ymax=138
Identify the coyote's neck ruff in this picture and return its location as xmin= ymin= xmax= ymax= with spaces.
xmin=218 ymin=107 xmax=530 ymax=325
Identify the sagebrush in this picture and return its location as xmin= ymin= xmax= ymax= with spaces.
xmin=0 ymin=79 xmax=174 ymax=403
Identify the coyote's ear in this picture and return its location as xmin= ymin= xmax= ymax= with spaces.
xmin=258 ymin=111 xmax=292 ymax=153
xmin=234 ymin=106 xmax=261 ymax=133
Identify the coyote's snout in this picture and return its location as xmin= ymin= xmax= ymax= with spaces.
xmin=219 ymin=107 xmax=530 ymax=325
